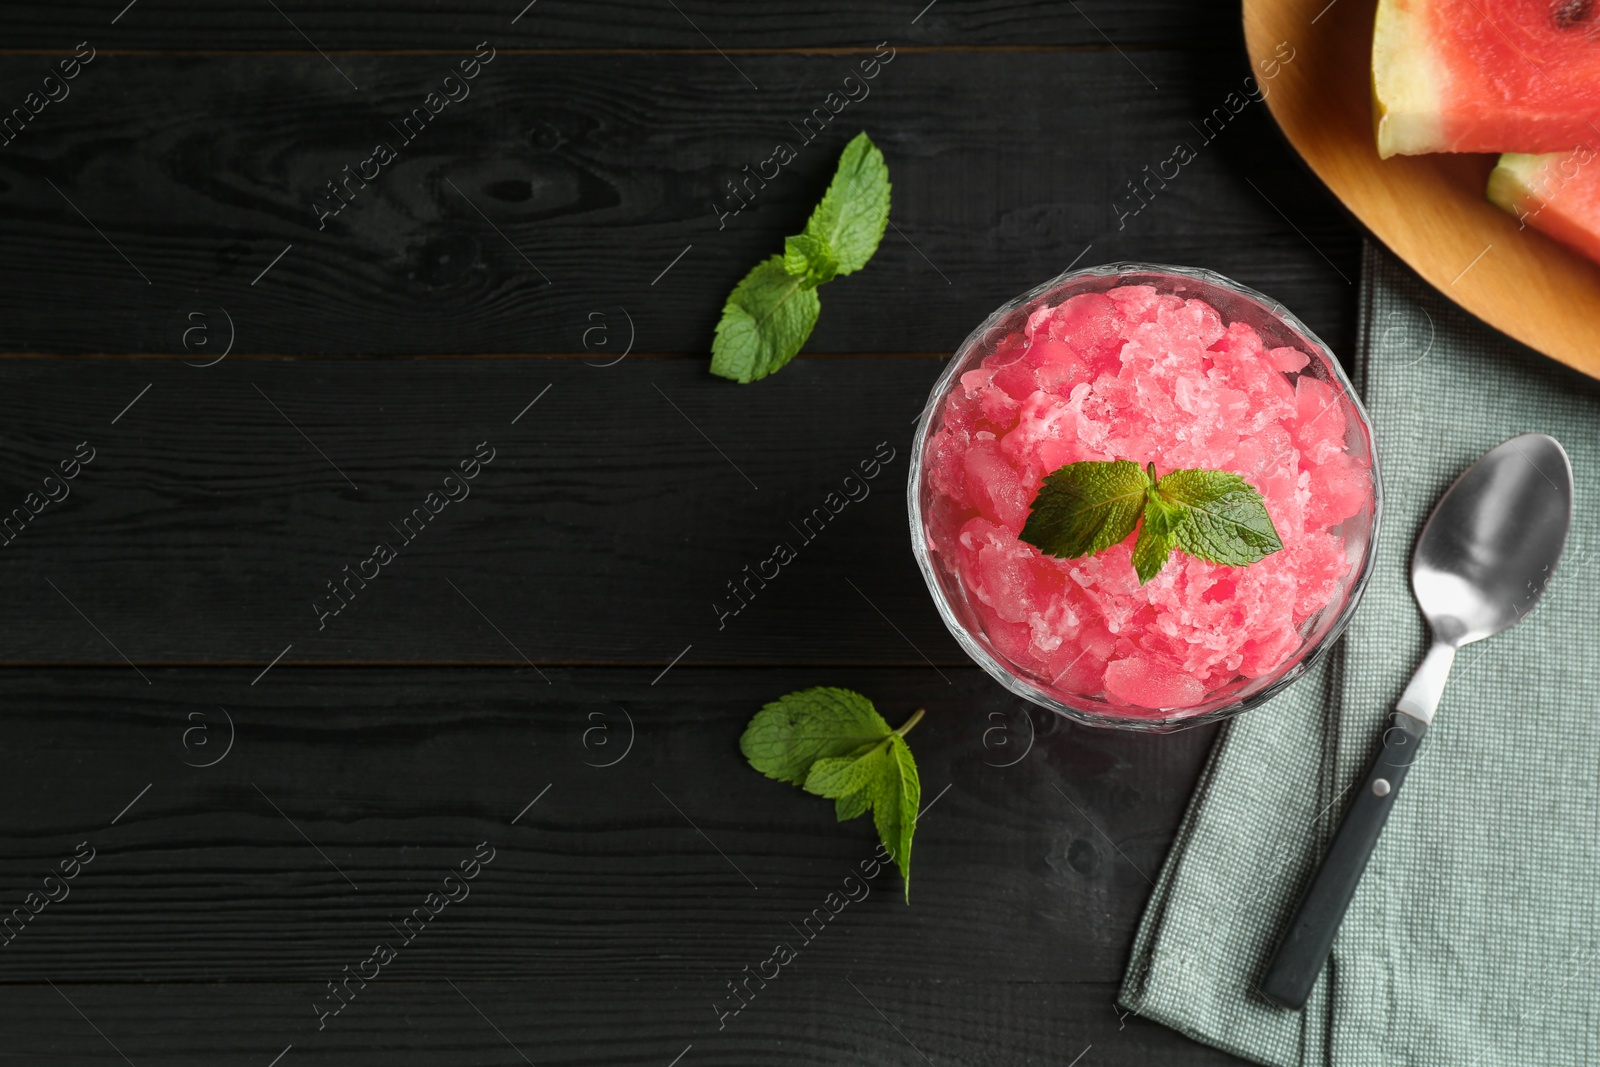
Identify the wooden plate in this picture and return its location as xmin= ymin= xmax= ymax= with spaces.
xmin=1242 ymin=0 xmax=1600 ymax=379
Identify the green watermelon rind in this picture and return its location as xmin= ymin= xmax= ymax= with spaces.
xmin=1373 ymin=0 xmax=1447 ymax=158
xmin=1487 ymin=154 xmax=1546 ymax=218
xmin=1485 ymin=148 xmax=1600 ymax=265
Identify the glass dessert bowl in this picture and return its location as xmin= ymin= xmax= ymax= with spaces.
xmin=909 ymin=263 xmax=1381 ymax=731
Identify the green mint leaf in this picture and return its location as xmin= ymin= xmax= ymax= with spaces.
xmin=740 ymin=687 xmax=890 ymax=785
xmin=710 ymin=132 xmax=888 ymax=383
xmin=741 ymin=691 xmax=923 ymax=901
xmin=801 ymin=131 xmax=891 ymax=276
xmin=711 ymin=254 xmax=822 ymax=383
xmin=1132 ymin=486 xmax=1187 ymax=584
xmin=783 ymin=234 xmax=839 ymax=287
xmin=809 ymin=747 xmax=884 ymax=826
xmin=1156 ymin=469 xmax=1283 ymax=566
xmin=1023 ymin=458 xmax=1283 ymax=579
xmin=1131 ymin=521 xmax=1174 ymax=584
xmin=1020 ymin=459 xmax=1151 ymax=560
xmin=835 ymin=788 xmax=872 ymax=821
xmin=803 ymin=742 xmax=888 ymax=799
xmin=872 ymin=734 xmax=919 ymax=903
xmin=1142 ymin=482 xmax=1186 ymax=537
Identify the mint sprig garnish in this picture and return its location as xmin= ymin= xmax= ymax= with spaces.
xmin=711 ymin=133 xmax=890 ymax=383
xmin=740 ymin=687 xmax=922 ymax=902
xmin=1021 ymin=459 xmax=1282 ymax=583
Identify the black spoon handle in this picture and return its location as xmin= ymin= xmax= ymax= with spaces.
xmin=1258 ymin=710 xmax=1428 ymax=1010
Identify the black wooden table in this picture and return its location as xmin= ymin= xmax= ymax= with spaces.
xmin=0 ymin=3 xmax=1360 ymax=1063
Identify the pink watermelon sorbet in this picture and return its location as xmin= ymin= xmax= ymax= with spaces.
xmin=917 ymin=279 xmax=1375 ymax=721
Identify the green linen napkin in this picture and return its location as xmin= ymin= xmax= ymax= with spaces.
xmin=1118 ymin=243 xmax=1600 ymax=1067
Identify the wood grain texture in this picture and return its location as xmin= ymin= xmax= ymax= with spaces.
xmin=0 ymin=978 xmax=1248 ymax=1066
xmin=0 ymin=667 xmax=1216 ymax=987
xmin=0 ymin=357 xmax=956 ymax=665
xmin=0 ymin=51 xmax=1359 ymax=356
xmin=8 ymin=0 xmax=1234 ymax=52
xmin=0 ymin=6 xmax=1355 ymax=1065
xmin=1243 ymin=0 xmax=1600 ymax=379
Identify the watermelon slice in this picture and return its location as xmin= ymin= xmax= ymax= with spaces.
xmin=1488 ymin=149 xmax=1600 ymax=264
xmin=1374 ymin=0 xmax=1600 ymax=157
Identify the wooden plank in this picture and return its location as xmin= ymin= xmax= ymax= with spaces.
xmin=6 ymin=0 xmax=1237 ymax=52
xmin=0 ymin=666 xmax=1218 ymax=988
xmin=0 ymin=357 xmax=963 ymax=665
xmin=0 ymin=51 xmax=1359 ymax=357
xmin=0 ymin=978 xmax=1248 ymax=1065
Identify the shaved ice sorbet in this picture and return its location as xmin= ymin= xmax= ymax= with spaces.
xmin=909 ymin=264 xmax=1380 ymax=730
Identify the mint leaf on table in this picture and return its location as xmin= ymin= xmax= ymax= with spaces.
xmin=799 ymin=131 xmax=891 ymax=275
xmin=1155 ymin=468 xmax=1283 ymax=566
xmin=800 ymin=730 xmax=919 ymax=898
xmin=740 ymin=686 xmax=889 ymax=785
xmin=710 ymin=132 xmax=890 ymax=383
xmin=833 ymin=785 xmax=872 ymax=822
xmin=740 ymin=689 xmax=923 ymax=901
xmin=803 ymin=744 xmax=886 ymax=799
xmin=1020 ymin=459 xmax=1281 ymax=584
xmin=710 ymin=255 xmax=822 ymax=384
xmin=783 ymin=234 xmax=838 ymax=286
xmin=1019 ymin=459 xmax=1151 ymax=559
xmin=870 ymin=733 xmax=919 ymax=896
xmin=802 ymin=720 xmax=921 ymax=901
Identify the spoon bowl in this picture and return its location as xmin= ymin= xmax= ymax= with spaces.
xmin=1396 ymin=434 xmax=1574 ymax=722
xmin=1411 ymin=433 xmax=1573 ymax=648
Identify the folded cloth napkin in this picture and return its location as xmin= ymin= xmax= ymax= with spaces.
xmin=1118 ymin=243 xmax=1600 ymax=1067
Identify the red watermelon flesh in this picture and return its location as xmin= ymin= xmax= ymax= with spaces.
xmin=1374 ymin=0 xmax=1600 ymax=157
xmin=1488 ymin=148 xmax=1600 ymax=264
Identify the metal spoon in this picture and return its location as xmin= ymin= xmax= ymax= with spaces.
xmin=1260 ymin=433 xmax=1573 ymax=1010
